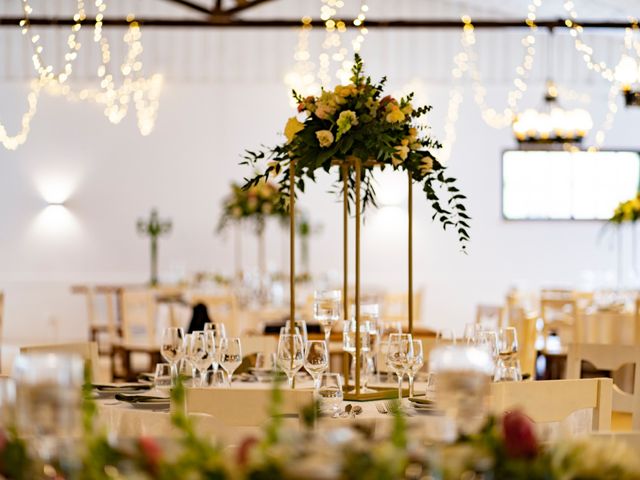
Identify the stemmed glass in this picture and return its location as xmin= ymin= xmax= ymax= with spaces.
xmin=314 ymin=290 xmax=341 ymax=345
xmin=342 ymin=319 xmax=370 ymax=390
xmin=189 ymin=331 xmax=217 ymax=386
xmin=161 ymin=327 xmax=186 ymax=382
xmin=406 ymin=339 xmax=424 ymax=397
xmin=304 ymin=340 xmax=329 ymax=389
xmin=204 ymin=322 xmax=227 ymax=343
xmin=495 ymin=327 xmax=522 ymax=381
xmin=386 ymin=333 xmax=413 ymax=400
xmin=13 ymin=353 xmax=84 ymax=468
xmin=219 ymin=337 xmax=242 ymax=385
xmin=436 ymin=329 xmax=457 ymax=344
xmin=277 ymin=333 xmax=305 ymax=388
xmin=281 ymin=320 xmax=308 ymax=344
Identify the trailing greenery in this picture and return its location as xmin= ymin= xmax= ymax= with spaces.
xmin=242 ymin=54 xmax=470 ymax=250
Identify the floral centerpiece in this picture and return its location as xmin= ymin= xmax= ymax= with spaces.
xmin=218 ymin=181 xmax=288 ymax=286
xmin=243 ymin=54 xmax=470 ymax=249
xmin=218 ymin=181 xmax=287 ymax=233
xmin=610 ymin=193 xmax=640 ymax=224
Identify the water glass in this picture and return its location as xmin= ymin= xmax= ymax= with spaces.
xmin=314 ymin=289 xmax=341 ymax=344
xmin=407 ymin=339 xmax=424 ymax=397
xmin=202 ymin=369 xmax=228 ymax=387
xmin=188 ymin=331 xmax=216 ymax=386
xmin=161 ymin=327 xmax=186 ymax=381
xmin=343 ymin=319 xmax=371 ymax=390
xmin=277 ymin=333 xmax=305 ymax=388
xmin=13 ymin=353 xmax=84 ymax=464
xmin=496 ymin=327 xmax=522 ymax=381
xmin=219 ymin=337 xmax=242 ymax=385
xmin=304 ymin=340 xmax=329 ymax=389
xmin=317 ymin=373 xmax=343 ymax=415
xmin=430 ymin=345 xmax=494 ymax=436
xmin=385 ymin=333 xmax=413 ymax=400
xmin=154 ymin=363 xmax=172 ymax=393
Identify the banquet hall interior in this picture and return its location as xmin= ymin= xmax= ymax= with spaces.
xmin=2 ymin=0 xmax=640 ymax=478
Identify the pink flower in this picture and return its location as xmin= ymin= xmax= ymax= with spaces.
xmin=138 ymin=436 xmax=163 ymax=473
xmin=502 ymin=410 xmax=538 ymax=459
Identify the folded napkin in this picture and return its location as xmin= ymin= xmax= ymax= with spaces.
xmin=408 ymin=397 xmax=435 ymax=406
xmin=115 ymin=392 xmax=169 ymax=403
xmin=94 ymin=383 xmax=152 ymax=392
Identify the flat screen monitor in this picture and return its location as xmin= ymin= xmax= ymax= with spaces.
xmin=502 ymin=150 xmax=640 ymax=220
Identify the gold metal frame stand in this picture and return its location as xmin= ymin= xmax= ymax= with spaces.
xmin=289 ymin=158 xmax=414 ymax=401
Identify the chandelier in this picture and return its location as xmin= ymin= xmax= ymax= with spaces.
xmin=512 ymin=80 xmax=593 ymax=148
xmin=615 ymin=54 xmax=640 ymax=107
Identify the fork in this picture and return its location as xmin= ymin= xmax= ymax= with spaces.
xmin=375 ymin=402 xmax=388 ymax=414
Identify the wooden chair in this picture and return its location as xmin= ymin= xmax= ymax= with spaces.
xmin=540 ymin=293 xmax=580 ymax=350
xmin=184 ymin=387 xmax=314 ymax=427
xmin=20 ymin=342 xmax=100 ymax=382
xmin=381 ymin=290 xmax=423 ymax=326
xmin=112 ymin=289 xmax=160 ymax=381
xmin=507 ymin=306 xmax=538 ymax=378
xmin=190 ymin=293 xmax=239 ymax=335
xmin=490 ymin=378 xmax=612 ymax=431
xmin=566 ymin=343 xmax=640 ymax=430
xmin=475 ymin=304 xmax=505 ymax=330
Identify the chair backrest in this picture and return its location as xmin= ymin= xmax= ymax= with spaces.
xmin=19 ymin=342 xmax=100 ymax=381
xmin=507 ymin=306 xmax=538 ymax=378
xmin=490 ymin=378 xmax=612 ymax=431
xmin=71 ymin=285 xmax=97 ymax=327
xmin=190 ymin=293 xmax=239 ymax=335
xmin=241 ymin=335 xmax=278 ymax=357
xmin=381 ymin=290 xmax=423 ymax=326
xmin=475 ymin=304 xmax=505 ymax=330
xmin=540 ymin=295 xmax=580 ymax=345
xmin=566 ymin=343 xmax=640 ymax=429
xmin=121 ymin=289 xmax=157 ymax=346
xmin=184 ymin=387 xmax=314 ymax=427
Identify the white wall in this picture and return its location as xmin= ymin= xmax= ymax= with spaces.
xmin=1 ymin=22 xmax=639 ymax=344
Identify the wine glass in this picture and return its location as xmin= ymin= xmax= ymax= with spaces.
xmin=219 ymin=337 xmax=242 ymax=385
xmin=161 ymin=327 xmax=186 ymax=381
xmin=463 ymin=323 xmax=479 ymax=344
xmin=304 ymin=340 xmax=329 ymax=389
xmin=154 ymin=363 xmax=172 ymax=394
xmin=407 ymin=339 xmax=424 ymax=397
xmin=189 ymin=331 xmax=216 ymax=386
xmin=277 ymin=333 xmax=305 ymax=388
xmin=430 ymin=345 xmax=494 ymax=436
xmin=496 ymin=327 xmax=522 ymax=381
xmin=342 ymin=319 xmax=371 ymax=390
xmin=477 ymin=330 xmax=499 ymax=368
xmin=317 ymin=373 xmax=343 ymax=415
xmin=281 ymin=320 xmax=308 ymax=344
xmin=385 ymin=333 xmax=413 ymax=400
xmin=314 ymin=290 xmax=341 ymax=345
xmin=13 ymin=353 xmax=84 ymax=467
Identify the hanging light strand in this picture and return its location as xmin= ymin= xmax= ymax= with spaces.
xmin=562 ymin=0 xmax=617 ymax=82
xmin=589 ymin=80 xmax=621 ymax=151
xmin=459 ymin=0 xmax=541 ymax=129
xmin=21 ymin=0 xmax=86 ymax=83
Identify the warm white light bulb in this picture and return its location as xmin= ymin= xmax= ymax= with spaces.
xmin=615 ymin=54 xmax=639 ymax=89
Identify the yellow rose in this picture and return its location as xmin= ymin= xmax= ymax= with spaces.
xmin=334 ymin=84 xmax=358 ymax=98
xmin=401 ymin=103 xmax=413 ymax=115
xmin=419 ymin=156 xmax=434 ymax=174
xmin=315 ymin=129 xmax=334 ymax=148
xmin=386 ymin=106 xmax=405 ymax=123
xmin=284 ymin=117 xmax=304 ymax=142
xmin=393 ymin=144 xmax=410 ymax=166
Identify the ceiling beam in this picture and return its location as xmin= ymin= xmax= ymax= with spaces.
xmin=0 ymin=17 xmax=635 ymax=29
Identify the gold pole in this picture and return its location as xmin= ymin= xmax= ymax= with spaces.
xmin=342 ymin=164 xmax=350 ymax=390
xmin=408 ymin=170 xmax=413 ymax=334
xmin=354 ymin=158 xmax=361 ymax=396
xmin=289 ymin=161 xmax=296 ymax=386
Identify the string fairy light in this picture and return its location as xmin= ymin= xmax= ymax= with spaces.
xmin=1 ymin=0 xmax=163 ymax=151
xmin=562 ymin=0 xmax=616 ymax=82
xmin=458 ymin=0 xmax=542 ymax=129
